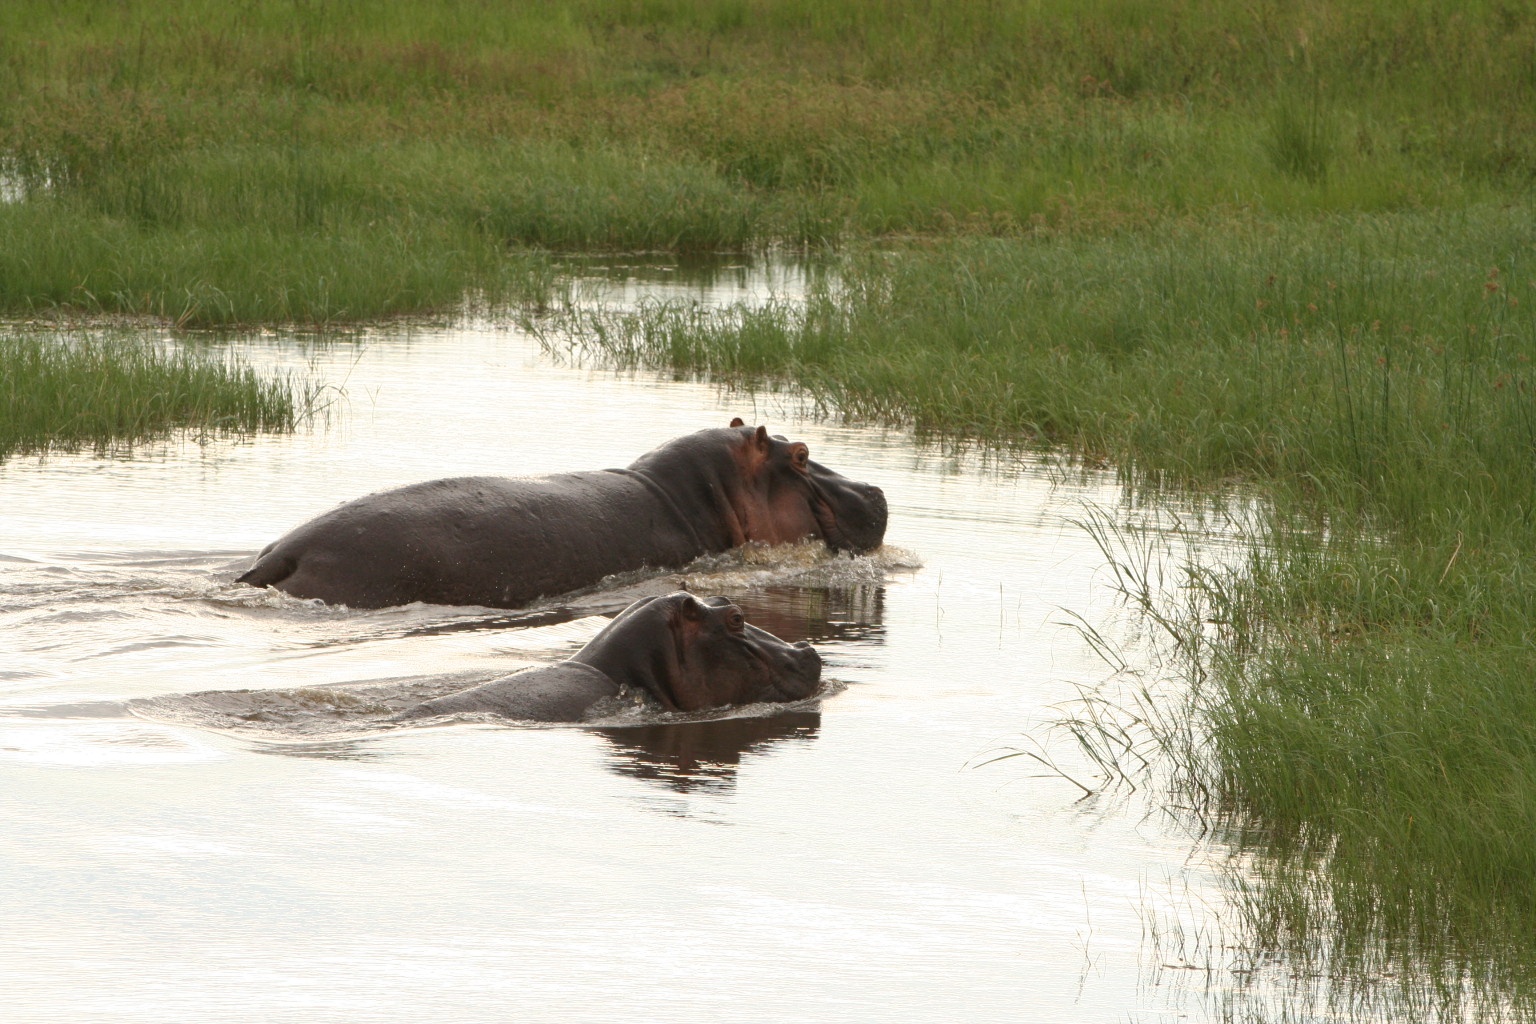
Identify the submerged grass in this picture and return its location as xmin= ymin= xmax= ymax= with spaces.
xmin=0 ymin=333 xmax=312 ymax=459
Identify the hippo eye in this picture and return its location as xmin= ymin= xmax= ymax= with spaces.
xmin=726 ymin=609 xmax=745 ymax=631
xmin=791 ymin=446 xmax=810 ymax=469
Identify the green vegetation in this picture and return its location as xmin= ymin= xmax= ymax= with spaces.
xmin=552 ymin=205 xmax=1536 ymax=1015
xmin=9 ymin=0 xmax=1536 ymax=1013
xmin=559 ymin=206 xmax=1536 ymax=503
xmin=4 ymin=0 xmax=1536 ymax=321
xmin=0 ymin=333 xmax=311 ymax=458
xmin=0 ymin=185 xmax=559 ymax=325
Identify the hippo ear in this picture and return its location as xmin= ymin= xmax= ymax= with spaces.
xmin=754 ymin=425 xmax=771 ymax=453
xmin=730 ymin=417 xmax=745 ymax=428
xmin=679 ymin=594 xmax=706 ymax=621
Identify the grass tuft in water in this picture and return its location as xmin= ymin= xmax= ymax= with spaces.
xmin=0 ymin=333 xmax=313 ymax=459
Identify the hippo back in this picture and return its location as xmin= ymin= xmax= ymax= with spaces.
xmin=240 ymin=472 xmax=709 ymax=609
xmin=396 ymin=662 xmax=619 ymax=722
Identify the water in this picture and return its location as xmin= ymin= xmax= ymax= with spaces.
xmin=2 ymin=267 xmax=1251 ymax=1022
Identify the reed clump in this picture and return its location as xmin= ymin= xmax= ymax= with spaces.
xmin=0 ymin=333 xmax=311 ymax=459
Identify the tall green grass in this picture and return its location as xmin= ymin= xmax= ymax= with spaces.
xmin=0 ymin=144 xmax=641 ymax=325
xmin=0 ymin=333 xmax=311 ymax=458
xmin=550 ymin=204 xmax=1536 ymax=1014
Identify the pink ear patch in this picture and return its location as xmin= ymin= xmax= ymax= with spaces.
xmin=730 ymin=417 xmax=745 ymax=428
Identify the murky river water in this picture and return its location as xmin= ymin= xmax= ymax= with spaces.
xmin=2 ymin=265 xmax=1259 ymax=1022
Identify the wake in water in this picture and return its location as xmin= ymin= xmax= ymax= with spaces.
xmin=121 ymin=672 xmax=842 ymax=740
xmin=2 ymin=539 xmax=898 ymax=750
xmin=0 ymin=668 xmax=841 ymax=794
xmin=0 ymin=670 xmax=837 ymax=788
xmin=3 ymin=536 xmax=914 ymax=612
xmin=0 ymin=541 xmax=898 ymax=687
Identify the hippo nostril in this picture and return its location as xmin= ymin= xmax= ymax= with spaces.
xmin=793 ymin=640 xmax=811 ymax=649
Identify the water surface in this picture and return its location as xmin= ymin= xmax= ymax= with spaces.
xmin=2 ymin=267 xmax=1249 ymax=1022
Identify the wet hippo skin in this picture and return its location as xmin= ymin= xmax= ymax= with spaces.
xmin=395 ymin=592 xmax=824 ymax=723
xmin=238 ymin=421 xmax=888 ymax=609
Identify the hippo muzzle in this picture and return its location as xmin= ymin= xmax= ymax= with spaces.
xmin=808 ymin=465 xmax=888 ymax=554
xmin=743 ymin=627 xmax=823 ymax=703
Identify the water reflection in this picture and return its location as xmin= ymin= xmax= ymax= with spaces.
xmin=0 ymin=699 xmax=132 ymax=720
xmin=551 ymin=252 xmax=828 ymax=309
xmin=389 ymin=580 xmax=891 ymax=647
xmin=396 ymin=607 xmax=584 ymax=639
xmin=596 ymin=711 xmax=821 ymax=795
xmin=252 ymin=739 xmax=393 ymax=762
xmin=731 ymin=584 xmax=885 ymax=645
xmin=111 ymin=582 xmax=883 ymax=756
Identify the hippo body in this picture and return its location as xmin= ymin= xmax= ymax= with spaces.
xmin=396 ymin=592 xmax=823 ymax=723
xmin=239 ymin=423 xmax=887 ymax=610
xmin=241 ymin=472 xmax=708 ymax=610
xmin=402 ymin=662 xmax=619 ymax=722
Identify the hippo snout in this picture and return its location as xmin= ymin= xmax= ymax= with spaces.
xmin=775 ymin=640 xmax=822 ymax=698
xmin=793 ymin=640 xmax=822 ymax=674
xmin=865 ymin=484 xmax=887 ymax=520
xmin=835 ymin=482 xmax=888 ymax=554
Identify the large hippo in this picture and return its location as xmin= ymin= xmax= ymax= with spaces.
xmin=396 ymin=591 xmax=823 ymax=722
xmin=238 ymin=421 xmax=887 ymax=609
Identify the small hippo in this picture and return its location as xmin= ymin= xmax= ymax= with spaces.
xmin=238 ymin=421 xmax=888 ymax=610
xmin=396 ymin=592 xmax=823 ymax=723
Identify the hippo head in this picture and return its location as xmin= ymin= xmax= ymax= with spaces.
xmin=571 ymin=592 xmax=823 ymax=712
xmin=723 ymin=420 xmax=888 ymax=554
xmin=630 ymin=421 xmax=888 ymax=556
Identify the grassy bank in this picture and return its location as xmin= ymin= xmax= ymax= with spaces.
xmin=4 ymin=1 xmax=1536 ymax=320
xmin=551 ymin=205 xmax=1536 ymax=1013
xmin=0 ymin=333 xmax=311 ymax=459
xmin=562 ymin=205 xmax=1535 ymax=517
